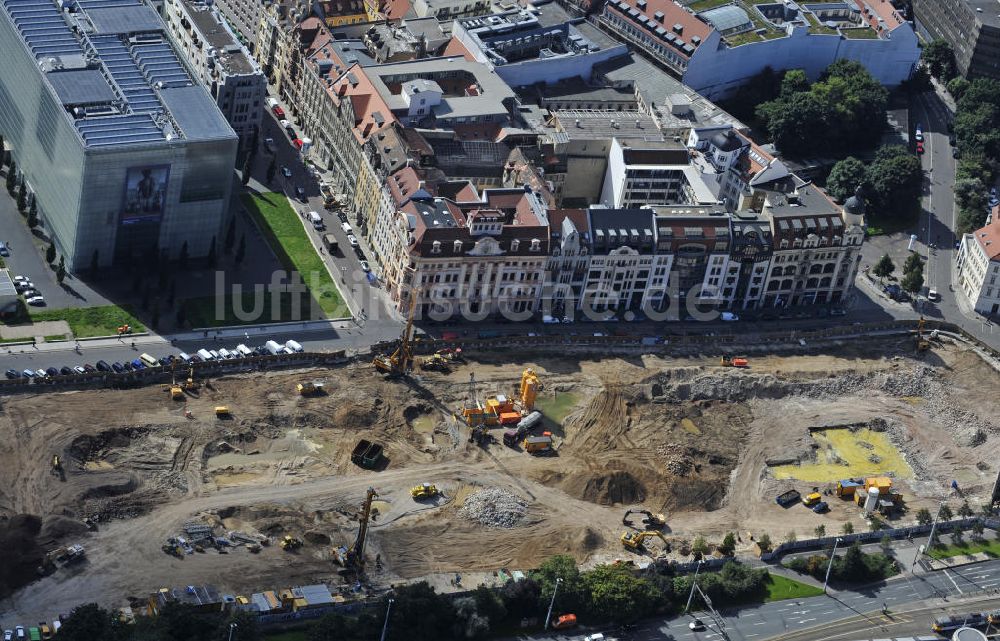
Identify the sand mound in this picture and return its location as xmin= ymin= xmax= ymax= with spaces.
xmin=564 ymin=470 xmax=646 ymax=506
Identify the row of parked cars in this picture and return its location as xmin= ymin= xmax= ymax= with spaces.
xmin=4 ymin=622 xmax=58 ymax=640
xmin=3 ymin=340 xmax=306 ymax=381
xmin=12 ymin=274 xmax=45 ymax=307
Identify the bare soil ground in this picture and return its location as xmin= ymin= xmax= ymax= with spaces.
xmin=1 ymin=337 xmax=998 ymax=625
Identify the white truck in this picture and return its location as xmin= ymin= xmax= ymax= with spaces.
xmin=264 ymin=340 xmax=285 ymax=355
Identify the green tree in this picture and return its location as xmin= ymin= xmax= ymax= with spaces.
xmin=872 ymin=254 xmax=895 ymax=282
xmin=385 ymin=582 xmax=456 ymax=641
xmin=757 ymin=91 xmax=832 ymax=156
xmin=958 ymin=500 xmax=974 ymax=518
xmin=901 ymin=268 xmax=924 ymax=295
xmin=46 ymin=242 xmax=56 ymax=264
xmin=955 ymin=177 xmax=989 ymax=214
xmin=903 ymin=252 xmax=923 ymax=275
xmin=218 ymin=610 xmax=261 ymax=641
xmin=866 ymin=145 xmax=923 ymax=215
xmin=842 ymin=521 xmax=855 ymax=535
xmin=532 ymin=555 xmax=586 ymax=615
xmin=826 ymin=157 xmax=867 ymax=202
xmin=939 ymin=504 xmax=954 ymax=521
xmin=947 ymin=76 xmax=970 ymax=100
xmin=757 ymin=533 xmax=772 ymax=552
xmin=780 ymin=69 xmax=810 ymax=97
xmin=582 ymin=563 xmax=662 ymax=623
xmin=235 ymin=233 xmax=246 ymax=266
xmin=57 ymin=603 xmax=130 ymax=641
xmin=785 ymin=530 xmax=797 ymax=543
xmin=6 ymin=159 xmax=16 ymax=194
xmin=691 ymin=536 xmax=709 ymax=557
xmin=719 ymin=532 xmax=737 ymax=556
xmin=921 ymin=39 xmax=956 ymax=79
xmin=224 ymin=216 xmax=236 ymax=254
xmin=915 ymin=507 xmax=933 ymax=526
xmin=880 ymin=534 xmax=892 ymax=551
xmin=16 ymin=181 xmax=27 ymax=212
xmin=56 ymin=257 xmax=66 ymax=285
xmin=814 ymin=524 xmax=826 ymax=539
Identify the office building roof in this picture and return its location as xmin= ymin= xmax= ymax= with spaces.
xmin=604 ymin=0 xmax=711 ymax=59
xmin=0 ymin=0 xmax=235 ymax=148
xmin=594 ymin=53 xmax=745 ymax=132
xmin=965 ymin=0 xmax=1000 ymax=27
xmin=553 ymin=110 xmax=661 ymax=140
xmin=974 ymin=205 xmax=1000 ymax=261
xmin=182 ymin=0 xmax=258 ymax=75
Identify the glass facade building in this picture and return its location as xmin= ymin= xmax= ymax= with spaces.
xmin=0 ymin=0 xmax=237 ymax=269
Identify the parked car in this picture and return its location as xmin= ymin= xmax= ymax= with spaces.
xmin=45 ymin=367 xmax=59 ymax=377
xmin=35 ymin=369 xmax=48 ymax=378
xmin=347 ymin=234 xmax=359 ymax=247
xmin=359 ymin=260 xmax=370 ymax=272
xmin=5 ymin=369 xmax=20 ymax=379
xmin=264 ymin=137 xmax=275 ymax=151
xmin=721 ymin=312 xmax=739 ymax=321
xmin=26 ymin=295 xmax=46 ymax=306
xmin=4 ymin=628 xmax=13 ymax=641
xmin=341 ymin=222 xmax=352 ymax=233
xmin=281 ymin=165 xmax=292 ymax=178
xmin=12 ymin=274 xmax=27 ymax=282
xmin=14 ymin=280 xmax=34 ymax=292
xmin=914 ymin=123 xmax=923 ymax=141
xmin=916 ymin=141 xmax=924 ymax=154
xmin=295 ymin=186 xmax=306 ymax=202
xmin=72 ymin=366 xmax=86 ymax=375
xmin=96 ymin=360 xmax=111 ymax=372
xmin=121 ymin=362 xmax=134 ymax=372
xmin=0 ymin=241 xmax=9 ymax=257
xmin=22 ymin=369 xmax=35 ymax=378
xmin=337 ymin=212 xmax=349 ymax=223
xmin=927 ymin=288 xmax=940 ymax=301
xmin=130 ymin=359 xmax=144 ymax=370
xmin=59 ymin=366 xmax=72 ymax=376
xmin=111 ymin=362 xmax=124 ymax=373
xmin=82 ymin=364 xmax=96 ymax=373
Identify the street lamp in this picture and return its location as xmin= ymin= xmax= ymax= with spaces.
xmin=544 ymin=578 xmax=563 ymax=630
xmin=227 ymin=623 xmax=237 ymax=641
xmin=823 ymin=537 xmax=844 ymax=594
xmin=924 ymin=499 xmax=948 ymax=559
xmin=379 ymin=598 xmax=394 ymax=641
xmin=684 ymin=560 xmax=704 ymax=613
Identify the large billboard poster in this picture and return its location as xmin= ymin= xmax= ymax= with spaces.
xmin=121 ymin=165 xmax=170 ymax=225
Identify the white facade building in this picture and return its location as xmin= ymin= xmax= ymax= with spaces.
xmin=956 ymin=206 xmax=1000 ymax=315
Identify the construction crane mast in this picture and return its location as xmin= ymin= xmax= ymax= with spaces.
xmin=344 ymin=487 xmax=379 ymax=574
xmin=373 ymin=292 xmax=419 ymax=377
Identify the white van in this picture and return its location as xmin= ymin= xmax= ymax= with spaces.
xmin=178 ymin=352 xmax=192 ymax=363
xmin=236 ymin=344 xmax=253 ymax=357
xmin=197 ymin=348 xmax=214 ymax=361
xmin=307 ymin=211 xmax=324 ymax=230
xmin=140 ymin=353 xmax=160 ymax=368
xmin=264 ymin=340 xmax=284 ymax=355
xmin=285 ymin=339 xmax=303 ymax=353
xmin=218 ymin=348 xmax=232 ymax=360
xmin=341 ymin=222 xmax=352 ymax=233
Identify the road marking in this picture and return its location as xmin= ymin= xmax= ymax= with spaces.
xmin=798 ymin=618 xmax=817 ymax=624
xmin=745 ymin=634 xmax=759 ymax=638
xmin=944 ymin=569 xmax=964 ymax=595
xmin=753 ymin=621 xmax=767 ymax=626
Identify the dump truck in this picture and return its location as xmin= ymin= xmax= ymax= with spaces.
xmin=351 ymin=439 xmax=373 ymax=465
xmin=350 ymin=440 xmax=383 ymax=469
xmin=775 ymin=489 xmax=801 ymax=507
xmin=215 ymin=406 xmax=230 ymax=418
xmin=523 ymin=434 xmax=553 ymax=455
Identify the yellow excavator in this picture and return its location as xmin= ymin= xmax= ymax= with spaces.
xmin=373 ymin=293 xmax=418 ymax=377
xmin=168 ymin=364 xmax=184 ymax=401
xmin=623 ymin=509 xmax=666 ymax=530
xmin=335 ymin=487 xmax=378 ymax=575
xmin=410 ymin=483 xmax=439 ymax=500
xmin=621 ymin=530 xmax=668 ymax=552
xmin=916 ymin=316 xmax=930 ymax=352
xmin=183 ymin=365 xmax=199 ymax=392
xmin=280 ymin=535 xmax=303 ymax=551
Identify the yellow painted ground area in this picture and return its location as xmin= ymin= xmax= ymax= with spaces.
xmin=772 ymin=428 xmax=913 ymax=482
xmin=680 ymin=418 xmax=702 ymax=435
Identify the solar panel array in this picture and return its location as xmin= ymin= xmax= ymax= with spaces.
xmin=76 ymin=113 xmax=165 ymax=147
xmin=88 ymin=35 xmax=161 ymax=113
xmin=133 ymin=42 xmax=192 ymax=90
xmin=2 ymin=0 xmax=82 ymax=59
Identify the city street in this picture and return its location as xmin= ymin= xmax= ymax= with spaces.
xmin=505 ymin=559 xmax=1000 ymax=641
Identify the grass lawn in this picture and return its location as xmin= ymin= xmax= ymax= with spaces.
xmin=28 ymin=305 xmax=145 ymax=338
xmin=181 ymin=291 xmax=332 ymax=328
xmin=241 ymin=192 xmax=345 ymax=319
xmin=763 ymin=574 xmax=825 ymax=602
xmin=687 ymin=0 xmax=729 ymax=10
xmin=927 ymin=537 xmax=1000 ymax=560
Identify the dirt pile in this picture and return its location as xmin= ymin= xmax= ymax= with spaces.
xmin=460 ymin=487 xmax=528 ymax=528
xmin=0 ymin=514 xmax=44 ymax=598
xmin=561 ymin=470 xmax=646 ymax=506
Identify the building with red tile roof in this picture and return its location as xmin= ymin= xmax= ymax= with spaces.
xmin=957 ymin=206 xmax=1000 ymax=315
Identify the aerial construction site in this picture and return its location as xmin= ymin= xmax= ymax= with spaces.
xmin=1 ymin=332 xmax=999 ymax=622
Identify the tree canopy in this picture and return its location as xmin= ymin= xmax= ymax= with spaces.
xmin=921 ymin=39 xmax=956 ymax=79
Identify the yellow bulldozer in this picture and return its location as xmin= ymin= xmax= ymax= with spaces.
xmin=280 ymin=535 xmax=303 ymax=551
xmin=621 ymin=530 xmax=668 ymax=552
xmin=297 ymin=381 xmax=325 ymax=396
xmin=167 ymin=364 xmax=184 ymax=401
xmin=410 ymin=483 xmax=439 ymax=500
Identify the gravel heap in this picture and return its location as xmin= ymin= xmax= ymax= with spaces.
xmin=461 ymin=487 xmax=528 ymax=529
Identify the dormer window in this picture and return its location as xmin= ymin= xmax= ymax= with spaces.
xmin=530 ymin=239 xmax=541 ymax=251
xmin=793 ymin=238 xmax=803 ymax=248
xmin=511 ymin=239 xmax=520 ymax=251
xmin=453 ymin=240 xmax=463 ymax=252
xmin=431 ymin=240 xmax=442 ymax=254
